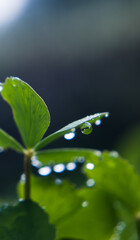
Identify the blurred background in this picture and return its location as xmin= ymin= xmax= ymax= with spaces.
xmin=0 ymin=0 xmax=140 ymax=200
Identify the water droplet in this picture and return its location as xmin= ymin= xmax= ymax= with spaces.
xmin=66 ymin=162 xmax=77 ymax=171
xmin=38 ymin=166 xmax=52 ymax=176
xmin=76 ymin=156 xmax=85 ymax=163
xmin=55 ymin=178 xmax=63 ymax=185
xmin=80 ymin=122 xmax=93 ymax=135
xmin=86 ymin=163 xmax=95 ymax=170
xmin=53 ymin=163 xmax=65 ymax=173
xmin=110 ymin=151 xmax=119 ymax=158
xmin=0 ymin=84 xmax=3 ymax=92
xmin=95 ymin=119 xmax=101 ymax=126
xmin=82 ymin=201 xmax=88 ymax=207
xmin=31 ymin=156 xmax=42 ymax=168
xmin=64 ymin=132 xmax=75 ymax=140
xmin=12 ymin=79 xmax=19 ymax=87
xmin=94 ymin=150 xmax=102 ymax=157
xmin=0 ymin=147 xmax=4 ymax=153
xmin=20 ymin=174 xmax=25 ymax=183
xmin=116 ymin=221 xmax=126 ymax=231
xmin=86 ymin=179 xmax=95 ymax=187
xmin=105 ymin=113 xmax=109 ymax=118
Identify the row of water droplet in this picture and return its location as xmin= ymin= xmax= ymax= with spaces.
xmin=64 ymin=114 xmax=109 ymax=140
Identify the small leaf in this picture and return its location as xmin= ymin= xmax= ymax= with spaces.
xmin=0 ymin=200 xmax=56 ymax=240
xmin=34 ymin=148 xmax=101 ymax=166
xmin=0 ymin=129 xmax=23 ymax=153
xmin=35 ymin=112 xmax=109 ymax=150
xmin=1 ymin=77 xmax=50 ymax=148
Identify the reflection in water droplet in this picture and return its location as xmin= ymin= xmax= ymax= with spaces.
xmin=86 ymin=179 xmax=95 ymax=187
xmin=86 ymin=163 xmax=95 ymax=170
xmin=82 ymin=201 xmax=88 ymax=207
xmin=80 ymin=122 xmax=93 ymax=135
xmin=64 ymin=132 xmax=75 ymax=140
xmin=95 ymin=120 xmax=101 ymax=126
xmin=0 ymin=84 xmax=3 ymax=92
xmin=55 ymin=178 xmax=63 ymax=185
xmin=66 ymin=162 xmax=77 ymax=171
xmin=0 ymin=147 xmax=4 ymax=153
xmin=38 ymin=166 xmax=52 ymax=176
xmin=53 ymin=163 xmax=65 ymax=173
xmin=31 ymin=156 xmax=42 ymax=168
xmin=105 ymin=113 xmax=109 ymax=118
xmin=110 ymin=151 xmax=119 ymax=158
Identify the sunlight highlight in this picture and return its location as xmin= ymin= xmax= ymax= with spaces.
xmin=0 ymin=0 xmax=28 ymax=27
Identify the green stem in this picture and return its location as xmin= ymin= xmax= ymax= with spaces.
xmin=24 ymin=154 xmax=31 ymax=199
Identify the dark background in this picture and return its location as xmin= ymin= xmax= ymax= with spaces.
xmin=0 ymin=0 xmax=140 ymax=199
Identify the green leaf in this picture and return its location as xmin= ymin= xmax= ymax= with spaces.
xmin=19 ymin=176 xmax=117 ymax=240
xmin=56 ymin=188 xmax=118 ymax=240
xmin=34 ymin=148 xmax=101 ymax=166
xmin=18 ymin=176 xmax=83 ymax=224
xmin=0 ymin=129 xmax=23 ymax=153
xmin=0 ymin=200 xmax=56 ymax=240
xmin=84 ymin=151 xmax=140 ymax=213
xmin=35 ymin=112 xmax=109 ymax=150
xmin=1 ymin=77 xmax=50 ymax=148
xmin=19 ymin=150 xmax=140 ymax=239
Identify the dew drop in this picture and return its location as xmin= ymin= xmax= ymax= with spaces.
xmin=55 ymin=178 xmax=63 ymax=185
xmin=53 ymin=163 xmax=65 ymax=173
xmin=31 ymin=156 xmax=42 ymax=168
xmin=82 ymin=201 xmax=88 ymax=208
xmin=76 ymin=156 xmax=85 ymax=163
xmin=12 ymin=79 xmax=19 ymax=87
xmin=66 ymin=162 xmax=77 ymax=171
xmin=95 ymin=119 xmax=101 ymax=126
xmin=20 ymin=173 xmax=25 ymax=182
xmin=110 ymin=151 xmax=119 ymax=158
xmin=105 ymin=113 xmax=109 ymax=118
xmin=38 ymin=166 xmax=52 ymax=176
xmin=80 ymin=122 xmax=93 ymax=135
xmin=86 ymin=163 xmax=95 ymax=170
xmin=94 ymin=150 xmax=102 ymax=157
xmin=0 ymin=84 xmax=3 ymax=92
xmin=64 ymin=132 xmax=75 ymax=140
xmin=86 ymin=179 xmax=95 ymax=187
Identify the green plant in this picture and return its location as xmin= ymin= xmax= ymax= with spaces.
xmin=0 ymin=77 xmax=140 ymax=240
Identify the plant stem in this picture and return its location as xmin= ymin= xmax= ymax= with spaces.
xmin=24 ymin=154 xmax=31 ymax=200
